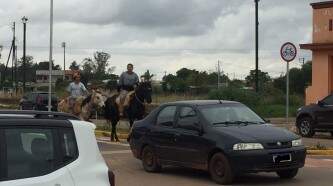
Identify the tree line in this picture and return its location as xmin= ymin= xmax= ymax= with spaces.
xmin=161 ymin=61 xmax=311 ymax=96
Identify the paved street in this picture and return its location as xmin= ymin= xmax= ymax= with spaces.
xmin=98 ymin=140 xmax=333 ymax=186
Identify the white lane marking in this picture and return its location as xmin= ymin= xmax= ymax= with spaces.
xmin=101 ymin=150 xmax=132 ymax=155
xmin=97 ymin=140 xmax=130 ymax=147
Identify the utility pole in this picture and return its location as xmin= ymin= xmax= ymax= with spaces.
xmin=255 ymin=0 xmax=260 ymax=92
xmin=217 ymin=61 xmax=219 ymax=89
xmin=14 ymin=45 xmax=18 ymax=94
xmin=22 ymin=16 xmax=28 ymax=93
xmin=62 ymin=42 xmax=66 ymax=80
xmin=48 ymin=0 xmax=54 ymax=111
xmin=12 ymin=22 xmax=16 ymax=86
xmin=0 ymin=45 xmax=3 ymax=59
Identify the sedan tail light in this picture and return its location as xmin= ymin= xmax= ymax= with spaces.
xmin=108 ymin=169 xmax=115 ymax=186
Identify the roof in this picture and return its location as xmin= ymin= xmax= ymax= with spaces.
xmin=164 ymin=100 xmax=240 ymax=106
xmin=300 ymin=43 xmax=333 ymax=50
xmin=311 ymin=1 xmax=333 ymax=9
xmin=36 ymin=70 xmax=64 ymax=76
xmin=0 ymin=110 xmax=79 ymax=121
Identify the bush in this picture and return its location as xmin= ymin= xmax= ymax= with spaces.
xmin=208 ymin=88 xmax=260 ymax=107
xmin=208 ymin=87 xmax=303 ymax=118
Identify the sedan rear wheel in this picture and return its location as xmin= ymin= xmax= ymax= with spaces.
xmin=209 ymin=153 xmax=234 ymax=185
xmin=276 ymin=168 xmax=298 ymax=179
xmin=298 ymin=117 xmax=315 ymax=137
xmin=142 ymin=146 xmax=161 ymax=173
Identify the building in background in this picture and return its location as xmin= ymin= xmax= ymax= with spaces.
xmin=36 ymin=70 xmax=64 ymax=86
xmin=301 ymin=1 xmax=333 ymax=104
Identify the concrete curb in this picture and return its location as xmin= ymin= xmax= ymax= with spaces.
xmin=307 ymin=150 xmax=333 ymax=156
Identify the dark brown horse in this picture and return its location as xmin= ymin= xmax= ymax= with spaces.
xmin=104 ymin=82 xmax=152 ymax=141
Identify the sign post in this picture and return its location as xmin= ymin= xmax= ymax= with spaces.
xmin=281 ymin=42 xmax=297 ymax=124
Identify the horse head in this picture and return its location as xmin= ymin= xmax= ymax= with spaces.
xmin=136 ymin=81 xmax=152 ymax=104
xmin=91 ymin=90 xmax=106 ymax=108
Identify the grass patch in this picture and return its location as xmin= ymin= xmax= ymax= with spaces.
xmin=253 ymin=104 xmax=300 ymax=118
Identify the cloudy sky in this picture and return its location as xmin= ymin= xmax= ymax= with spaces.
xmin=0 ymin=0 xmax=319 ymax=80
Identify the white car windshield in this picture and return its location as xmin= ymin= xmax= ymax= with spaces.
xmin=200 ymin=104 xmax=265 ymax=125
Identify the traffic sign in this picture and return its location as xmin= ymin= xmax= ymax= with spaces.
xmin=280 ymin=42 xmax=297 ymax=62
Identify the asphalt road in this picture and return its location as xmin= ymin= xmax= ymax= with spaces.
xmin=98 ymin=140 xmax=333 ymax=186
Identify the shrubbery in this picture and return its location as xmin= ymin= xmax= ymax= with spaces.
xmin=208 ymin=87 xmax=304 ymax=118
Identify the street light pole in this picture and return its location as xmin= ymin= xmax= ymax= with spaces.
xmin=22 ymin=16 xmax=28 ymax=93
xmin=62 ymin=42 xmax=66 ymax=80
xmin=0 ymin=45 xmax=3 ymax=59
xmin=48 ymin=0 xmax=53 ymax=111
xmin=255 ymin=0 xmax=260 ymax=92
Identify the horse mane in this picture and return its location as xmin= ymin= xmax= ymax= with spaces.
xmin=82 ymin=95 xmax=92 ymax=107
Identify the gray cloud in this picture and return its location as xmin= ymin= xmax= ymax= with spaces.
xmin=0 ymin=0 xmax=320 ymax=79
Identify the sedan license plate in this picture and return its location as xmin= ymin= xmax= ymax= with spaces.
xmin=273 ymin=153 xmax=291 ymax=163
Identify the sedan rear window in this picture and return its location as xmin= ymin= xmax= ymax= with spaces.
xmin=200 ymin=104 xmax=264 ymax=125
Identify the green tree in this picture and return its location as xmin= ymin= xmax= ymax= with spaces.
xmin=69 ymin=61 xmax=80 ymax=71
xmin=80 ymin=51 xmax=114 ymax=85
xmin=245 ymin=70 xmax=272 ymax=91
xmin=36 ymin=61 xmax=61 ymax=70
xmin=273 ymin=61 xmax=312 ymax=95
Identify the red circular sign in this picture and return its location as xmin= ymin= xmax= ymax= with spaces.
xmin=280 ymin=42 xmax=297 ymax=62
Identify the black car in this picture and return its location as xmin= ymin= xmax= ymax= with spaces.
xmin=19 ymin=92 xmax=58 ymax=111
xmin=296 ymin=94 xmax=333 ymax=137
xmin=128 ymin=100 xmax=306 ymax=185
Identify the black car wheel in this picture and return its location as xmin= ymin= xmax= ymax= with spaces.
xmin=298 ymin=117 xmax=315 ymax=137
xmin=330 ymin=132 xmax=333 ymax=137
xmin=209 ymin=153 xmax=234 ymax=185
xmin=142 ymin=146 xmax=161 ymax=172
xmin=276 ymin=168 xmax=298 ymax=179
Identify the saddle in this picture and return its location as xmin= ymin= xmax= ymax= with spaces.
xmin=116 ymin=90 xmax=135 ymax=117
xmin=62 ymin=96 xmax=84 ymax=115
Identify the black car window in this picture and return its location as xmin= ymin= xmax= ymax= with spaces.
xmin=157 ymin=106 xmax=177 ymax=127
xmin=177 ymin=106 xmax=199 ymax=131
xmin=60 ymin=128 xmax=79 ymax=164
xmin=180 ymin=106 xmax=196 ymax=118
xmin=4 ymin=128 xmax=56 ymax=180
xmin=322 ymin=94 xmax=333 ymax=105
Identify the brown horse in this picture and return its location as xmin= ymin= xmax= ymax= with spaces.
xmin=58 ymin=90 xmax=105 ymax=121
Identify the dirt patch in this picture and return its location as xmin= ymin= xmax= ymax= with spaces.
xmin=0 ymin=97 xmax=20 ymax=105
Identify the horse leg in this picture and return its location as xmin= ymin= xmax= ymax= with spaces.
xmin=112 ymin=119 xmax=119 ymax=142
xmin=109 ymin=120 xmax=115 ymax=142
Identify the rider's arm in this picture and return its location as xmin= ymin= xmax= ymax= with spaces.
xmin=80 ymin=83 xmax=88 ymax=96
xmin=118 ymin=73 xmax=125 ymax=92
xmin=65 ymin=83 xmax=72 ymax=97
xmin=135 ymin=73 xmax=140 ymax=84
xmin=119 ymin=72 xmax=124 ymax=87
